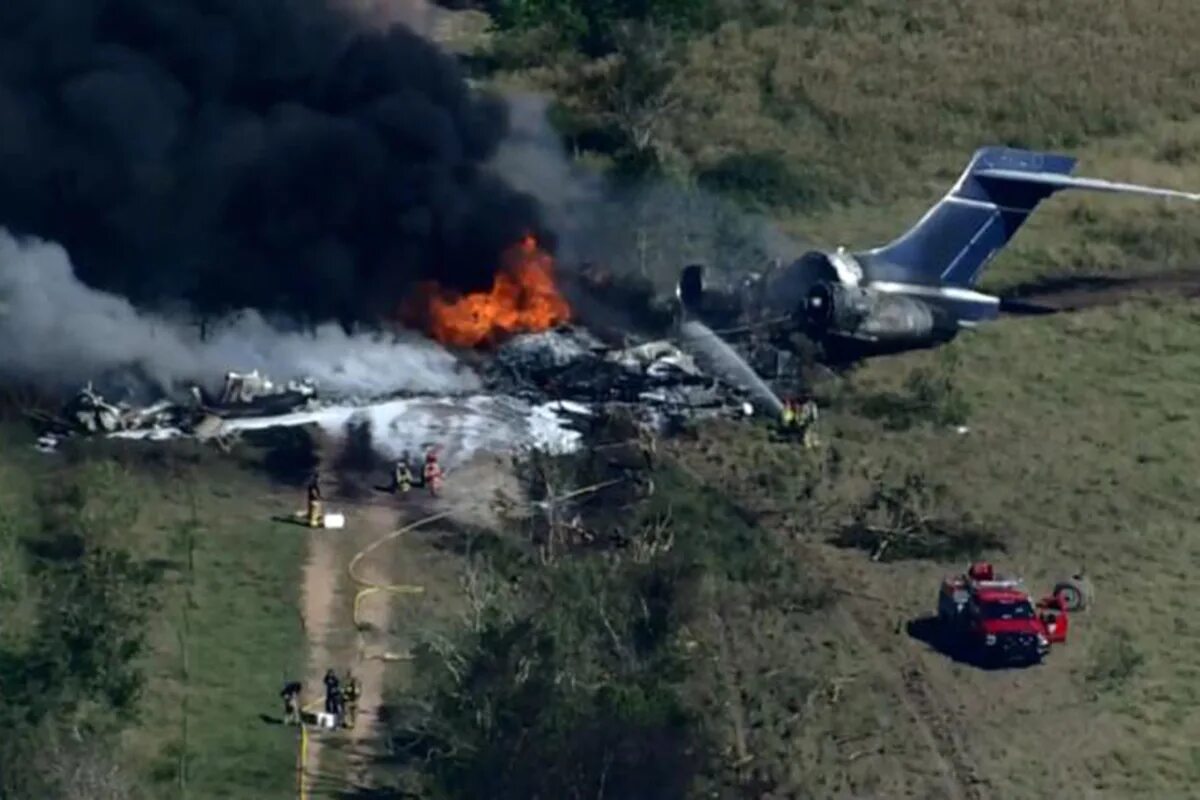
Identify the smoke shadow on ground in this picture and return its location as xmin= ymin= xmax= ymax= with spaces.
xmin=242 ymin=427 xmax=319 ymax=488
xmin=331 ymin=419 xmax=391 ymax=500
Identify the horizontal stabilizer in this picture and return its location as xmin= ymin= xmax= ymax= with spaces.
xmin=975 ymin=169 xmax=1200 ymax=202
xmin=857 ymin=146 xmax=1200 ymax=288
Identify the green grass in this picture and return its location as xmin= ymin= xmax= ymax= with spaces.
xmin=0 ymin=422 xmax=308 ymax=799
xmin=766 ymin=299 xmax=1200 ymax=794
xmin=123 ymin=467 xmax=307 ymax=799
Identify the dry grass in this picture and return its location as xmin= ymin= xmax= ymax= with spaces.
xmin=665 ymin=293 xmax=1200 ymax=796
xmin=667 ymin=0 xmax=1200 ymax=201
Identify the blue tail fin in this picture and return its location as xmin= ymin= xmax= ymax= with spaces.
xmin=855 ymin=148 xmax=1077 ymax=287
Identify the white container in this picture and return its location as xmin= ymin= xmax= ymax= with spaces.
xmin=323 ymin=513 xmax=345 ymax=529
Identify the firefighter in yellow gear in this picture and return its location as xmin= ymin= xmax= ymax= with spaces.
xmin=341 ymin=672 xmax=361 ymax=729
xmin=780 ymin=399 xmax=798 ymax=431
xmin=393 ymin=458 xmax=413 ymax=494
xmin=306 ymin=472 xmax=323 ymax=527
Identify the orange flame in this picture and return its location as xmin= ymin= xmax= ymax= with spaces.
xmin=409 ymin=235 xmax=571 ymax=348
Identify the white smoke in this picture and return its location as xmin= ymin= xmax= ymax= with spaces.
xmin=0 ymin=229 xmax=480 ymax=399
xmin=491 ymin=91 xmax=798 ymax=287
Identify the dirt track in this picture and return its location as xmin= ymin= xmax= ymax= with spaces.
xmin=1000 ymin=267 xmax=1200 ymax=314
xmin=298 ymin=521 xmax=340 ymax=794
xmin=297 ymin=442 xmax=414 ymax=797
xmin=295 ymin=436 xmax=518 ymax=796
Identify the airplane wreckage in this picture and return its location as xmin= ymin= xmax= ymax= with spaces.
xmin=32 ymin=333 xmax=758 ymax=457
xmin=32 ymin=371 xmax=322 ymax=450
xmin=31 ymin=146 xmax=1198 ymax=455
xmin=678 ymin=146 xmax=1200 ymax=363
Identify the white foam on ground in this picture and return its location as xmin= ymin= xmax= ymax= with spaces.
xmin=110 ymin=395 xmax=588 ymax=467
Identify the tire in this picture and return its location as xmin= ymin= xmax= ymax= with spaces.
xmin=1054 ymin=577 xmax=1091 ymax=612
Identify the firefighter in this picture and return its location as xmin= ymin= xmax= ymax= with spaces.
xmin=780 ymin=398 xmax=798 ymax=431
xmin=423 ymin=448 xmax=444 ymax=497
xmin=341 ymin=672 xmax=361 ymax=729
xmin=281 ymin=680 xmax=302 ymax=725
xmin=798 ymin=396 xmax=820 ymax=449
xmin=306 ymin=472 xmax=323 ymax=528
xmin=323 ymin=668 xmax=341 ymax=717
xmin=393 ymin=456 xmax=413 ymax=494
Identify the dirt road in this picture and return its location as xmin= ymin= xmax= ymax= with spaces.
xmin=298 ymin=522 xmax=340 ymax=793
xmin=295 ymin=439 xmax=514 ymax=796
xmin=296 ymin=449 xmax=409 ymax=796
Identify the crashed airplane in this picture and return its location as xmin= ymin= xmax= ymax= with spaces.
xmin=677 ymin=146 xmax=1200 ymax=362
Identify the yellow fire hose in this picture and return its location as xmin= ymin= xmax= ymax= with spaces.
xmin=296 ymin=511 xmax=451 ymax=800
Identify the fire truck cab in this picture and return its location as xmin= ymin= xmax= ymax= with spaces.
xmin=937 ymin=561 xmax=1070 ymax=665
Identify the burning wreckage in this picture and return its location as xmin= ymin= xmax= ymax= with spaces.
xmin=32 ymin=237 xmax=765 ymax=461
xmin=33 ymin=329 xmax=756 ymax=458
xmin=485 ymin=327 xmax=750 ymax=416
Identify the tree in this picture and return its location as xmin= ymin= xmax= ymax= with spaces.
xmin=0 ymin=477 xmax=158 ymax=797
xmin=581 ymin=21 xmax=683 ymax=168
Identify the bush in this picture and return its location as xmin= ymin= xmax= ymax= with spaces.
xmin=398 ymin=558 xmax=701 ymax=800
xmin=0 ymin=460 xmax=159 ymax=797
xmin=387 ymin=457 xmax=825 ymax=798
xmin=697 ymin=151 xmax=839 ymax=210
xmin=832 ymin=470 xmax=1003 ymax=562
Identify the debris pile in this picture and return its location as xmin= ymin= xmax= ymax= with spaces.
xmin=33 ymin=371 xmax=319 ymax=449
xmin=29 ymin=325 xmax=761 ymax=462
xmin=484 ymin=326 xmax=751 ymax=424
xmin=28 ymin=383 xmax=188 ymax=439
xmin=199 ymin=371 xmax=319 ymax=417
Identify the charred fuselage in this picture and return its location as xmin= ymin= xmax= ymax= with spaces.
xmin=679 ymin=250 xmax=973 ymax=364
xmin=677 ymin=145 xmax=1200 ymax=366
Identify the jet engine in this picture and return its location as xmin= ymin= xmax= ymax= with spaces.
xmin=802 ymin=281 xmax=954 ymax=344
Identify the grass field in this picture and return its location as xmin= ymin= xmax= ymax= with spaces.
xmin=0 ymin=420 xmax=308 ymax=799
xmin=118 ymin=442 xmax=309 ymax=800
xmin=657 ymin=293 xmax=1200 ymax=796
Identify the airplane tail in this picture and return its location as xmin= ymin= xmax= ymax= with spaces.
xmin=855 ymin=147 xmax=1200 ymax=288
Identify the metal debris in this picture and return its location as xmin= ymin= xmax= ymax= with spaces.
xmin=33 ymin=328 xmax=760 ymax=456
xmin=33 ymin=371 xmax=318 ymax=448
xmin=196 ymin=370 xmax=319 ymax=417
xmin=485 ymin=326 xmax=753 ymax=423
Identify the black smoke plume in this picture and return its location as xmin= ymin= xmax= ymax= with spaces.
xmin=0 ymin=0 xmax=547 ymax=327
